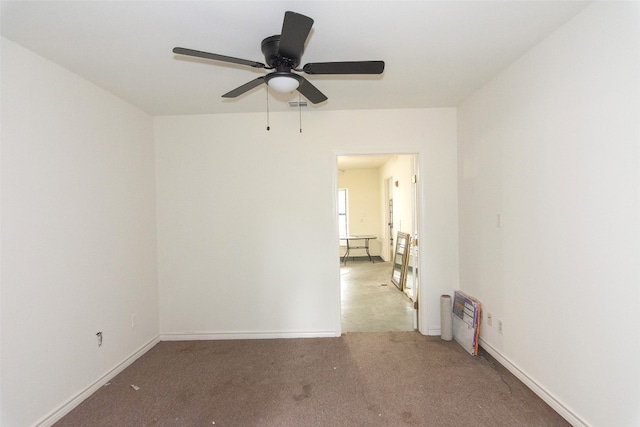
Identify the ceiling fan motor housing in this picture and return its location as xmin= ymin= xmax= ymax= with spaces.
xmin=261 ymin=35 xmax=301 ymax=69
xmin=173 ymin=11 xmax=383 ymax=104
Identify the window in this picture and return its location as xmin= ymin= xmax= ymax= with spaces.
xmin=338 ymin=188 xmax=349 ymax=237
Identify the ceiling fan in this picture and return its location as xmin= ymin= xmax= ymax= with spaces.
xmin=173 ymin=11 xmax=385 ymax=104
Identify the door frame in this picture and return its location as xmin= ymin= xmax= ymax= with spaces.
xmin=334 ymin=151 xmax=421 ymax=334
xmin=384 ymin=176 xmax=394 ymax=262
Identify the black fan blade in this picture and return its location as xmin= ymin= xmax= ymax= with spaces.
xmin=222 ymin=77 xmax=265 ymax=98
xmin=296 ymin=76 xmax=327 ymax=104
xmin=173 ymin=47 xmax=266 ymax=69
xmin=278 ymin=11 xmax=314 ymax=60
xmin=303 ymin=61 xmax=385 ymax=75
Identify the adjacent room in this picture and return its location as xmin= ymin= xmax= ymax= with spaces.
xmin=1 ymin=1 xmax=638 ymax=426
xmin=337 ymin=154 xmax=418 ymax=332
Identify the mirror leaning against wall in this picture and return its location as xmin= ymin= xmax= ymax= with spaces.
xmin=391 ymin=231 xmax=411 ymax=290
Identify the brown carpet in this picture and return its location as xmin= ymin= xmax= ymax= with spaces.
xmin=55 ymin=332 xmax=569 ymax=426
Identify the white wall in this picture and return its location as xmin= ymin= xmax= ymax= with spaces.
xmin=378 ymin=155 xmax=416 ymax=262
xmin=155 ymin=108 xmax=458 ymax=338
xmin=338 ymin=168 xmax=382 ymax=256
xmin=1 ymin=39 xmax=159 ymax=426
xmin=457 ymin=3 xmax=640 ymax=426
xmin=380 ymin=155 xmax=416 ymax=236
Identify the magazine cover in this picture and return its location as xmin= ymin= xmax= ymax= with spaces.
xmin=452 ymin=291 xmax=482 ymax=356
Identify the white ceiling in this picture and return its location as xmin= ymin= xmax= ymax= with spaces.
xmin=338 ymin=155 xmax=395 ymax=171
xmin=1 ymin=1 xmax=589 ymax=116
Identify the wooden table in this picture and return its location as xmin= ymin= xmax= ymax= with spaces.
xmin=340 ymin=235 xmax=377 ymax=264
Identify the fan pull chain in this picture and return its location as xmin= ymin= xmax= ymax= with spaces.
xmin=266 ymin=86 xmax=270 ymax=131
xmin=299 ymin=93 xmax=302 ymax=133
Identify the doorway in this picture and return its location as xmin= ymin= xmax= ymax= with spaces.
xmin=337 ymin=154 xmax=419 ymax=332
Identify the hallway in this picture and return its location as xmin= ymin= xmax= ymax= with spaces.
xmin=340 ymin=259 xmax=415 ymax=332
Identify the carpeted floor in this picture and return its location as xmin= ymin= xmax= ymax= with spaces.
xmin=55 ymin=332 xmax=569 ymax=426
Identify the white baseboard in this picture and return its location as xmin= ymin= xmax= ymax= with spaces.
xmin=36 ymin=336 xmax=160 ymax=427
xmin=479 ymin=338 xmax=588 ymax=427
xmin=426 ymin=327 xmax=441 ymax=336
xmin=160 ymin=330 xmax=339 ymax=341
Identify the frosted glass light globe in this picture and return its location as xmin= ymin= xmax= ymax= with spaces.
xmin=267 ymin=75 xmax=300 ymax=93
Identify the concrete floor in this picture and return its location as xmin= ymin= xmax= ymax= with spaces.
xmin=340 ymin=259 xmax=416 ymax=332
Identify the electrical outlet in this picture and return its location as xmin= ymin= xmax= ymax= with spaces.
xmin=498 ymin=319 xmax=503 ymax=334
xmin=131 ymin=313 xmax=137 ymax=328
xmin=487 ymin=313 xmax=493 ymax=327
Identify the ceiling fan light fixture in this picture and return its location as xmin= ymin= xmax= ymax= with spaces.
xmin=266 ymin=74 xmax=300 ymax=93
xmin=173 ymin=11 xmax=384 ymax=105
